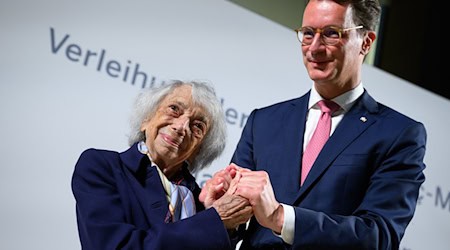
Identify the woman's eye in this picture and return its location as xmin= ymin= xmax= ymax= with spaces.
xmin=168 ymin=105 xmax=179 ymax=114
xmin=192 ymin=122 xmax=206 ymax=137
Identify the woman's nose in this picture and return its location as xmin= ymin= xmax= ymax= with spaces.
xmin=172 ymin=116 xmax=189 ymax=134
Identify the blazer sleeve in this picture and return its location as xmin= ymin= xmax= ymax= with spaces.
xmin=71 ymin=148 xmax=232 ymax=250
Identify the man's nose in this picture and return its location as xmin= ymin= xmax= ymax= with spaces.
xmin=309 ymin=32 xmax=324 ymax=50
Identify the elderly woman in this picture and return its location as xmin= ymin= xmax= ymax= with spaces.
xmin=71 ymin=80 xmax=252 ymax=250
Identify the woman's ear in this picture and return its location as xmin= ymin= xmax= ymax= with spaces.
xmin=361 ymin=31 xmax=376 ymax=55
xmin=140 ymin=118 xmax=148 ymax=132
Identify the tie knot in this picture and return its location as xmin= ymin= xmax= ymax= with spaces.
xmin=317 ymin=100 xmax=340 ymax=114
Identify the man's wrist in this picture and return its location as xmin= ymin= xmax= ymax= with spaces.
xmin=271 ymin=203 xmax=284 ymax=234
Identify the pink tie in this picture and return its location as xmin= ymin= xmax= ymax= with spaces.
xmin=301 ymin=100 xmax=340 ymax=185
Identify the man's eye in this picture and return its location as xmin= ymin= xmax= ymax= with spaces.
xmin=302 ymin=29 xmax=315 ymax=38
xmin=323 ymin=28 xmax=340 ymax=38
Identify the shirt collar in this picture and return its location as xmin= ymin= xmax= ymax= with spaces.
xmin=308 ymin=82 xmax=364 ymax=112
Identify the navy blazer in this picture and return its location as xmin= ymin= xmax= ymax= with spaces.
xmin=72 ymin=143 xmax=232 ymax=250
xmin=232 ymin=90 xmax=426 ymax=249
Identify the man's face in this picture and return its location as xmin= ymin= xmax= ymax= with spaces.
xmin=301 ymin=0 xmax=364 ymax=89
xmin=141 ymin=85 xmax=210 ymax=170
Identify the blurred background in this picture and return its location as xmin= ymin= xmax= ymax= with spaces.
xmin=230 ymin=0 xmax=446 ymax=100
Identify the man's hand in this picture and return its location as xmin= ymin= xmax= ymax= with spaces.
xmin=234 ymin=169 xmax=284 ymax=234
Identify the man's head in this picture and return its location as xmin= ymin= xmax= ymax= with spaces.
xmin=129 ymin=80 xmax=226 ymax=173
xmin=300 ymin=0 xmax=380 ymax=99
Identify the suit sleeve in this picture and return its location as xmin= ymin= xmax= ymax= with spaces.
xmin=71 ymin=149 xmax=232 ymax=250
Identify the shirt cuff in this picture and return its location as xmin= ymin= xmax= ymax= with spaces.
xmin=272 ymin=203 xmax=295 ymax=245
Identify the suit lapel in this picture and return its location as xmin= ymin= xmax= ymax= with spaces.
xmin=120 ymin=144 xmax=169 ymax=225
xmin=295 ymin=91 xmax=379 ymax=202
xmin=271 ymin=95 xmax=309 ymax=203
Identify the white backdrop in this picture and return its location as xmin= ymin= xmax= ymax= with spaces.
xmin=1 ymin=1 xmax=449 ymax=249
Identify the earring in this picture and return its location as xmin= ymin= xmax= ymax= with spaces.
xmin=138 ymin=141 xmax=149 ymax=154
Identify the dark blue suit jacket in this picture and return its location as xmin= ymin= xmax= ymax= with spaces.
xmin=72 ymin=143 xmax=232 ymax=250
xmin=232 ymin=90 xmax=426 ymax=249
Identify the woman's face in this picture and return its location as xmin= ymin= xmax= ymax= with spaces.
xmin=140 ymin=85 xmax=210 ymax=171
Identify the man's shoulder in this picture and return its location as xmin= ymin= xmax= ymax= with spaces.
xmin=376 ymin=102 xmax=423 ymax=125
xmin=361 ymin=90 xmax=423 ymax=127
xmin=256 ymin=96 xmax=305 ymax=113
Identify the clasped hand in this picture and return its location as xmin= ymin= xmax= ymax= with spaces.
xmin=199 ymin=164 xmax=283 ymax=233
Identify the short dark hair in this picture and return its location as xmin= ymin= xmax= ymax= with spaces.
xmin=306 ymin=0 xmax=381 ymax=31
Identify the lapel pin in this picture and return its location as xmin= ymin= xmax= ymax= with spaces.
xmin=360 ymin=116 xmax=367 ymax=122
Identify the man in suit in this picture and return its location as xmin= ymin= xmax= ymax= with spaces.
xmin=72 ymin=80 xmax=252 ymax=249
xmin=200 ymin=0 xmax=426 ymax=249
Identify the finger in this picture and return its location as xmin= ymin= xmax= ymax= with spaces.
xmin=234 ymin=180 xmax=259 ymax=202
xmin=238 ymin=174 xmax=262 ymax=187
xmin=199 ymin=189 xmax=206 ymax=202
xmin=225 ymin=171 xmax=241 ymax=195
xmin=209 ymin=175 xmax=227 ymax=192
xmin=228 ymin=163 xmax=245 ymax=172
xmin=213 ymin=182 xmax=225 ymax=196
xmin=199 ymin=178 xmax=215 ymax=202
xmin=217 ymin=169 xmax=233 ymax=184
xmin=227 ymin=163 xmax=239 ymax=170
xmin=239 ymin=171 xmax=267 ymax=186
